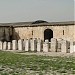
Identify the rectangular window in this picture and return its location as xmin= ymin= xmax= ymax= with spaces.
xmin=63 ymin=30 xmax=64 ymax=35
xmin=32 ymin=31 xmax=33 ymax=35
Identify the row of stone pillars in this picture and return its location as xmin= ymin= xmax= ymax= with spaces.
xmin=0 ymin=38 xmax=75 ymax=53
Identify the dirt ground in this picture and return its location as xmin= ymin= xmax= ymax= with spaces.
xmin=2 ymin=50 xmax=75 ymax=57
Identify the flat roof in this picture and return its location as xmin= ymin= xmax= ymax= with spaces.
xmin=0 ymin=21 xmax=74 ymax=27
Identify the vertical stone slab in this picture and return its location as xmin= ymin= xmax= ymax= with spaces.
xmin=23 ymin=39 xmax=25 ymax=50
xmin=3 ymin=41 xmax=7 ymax=50
xmin=8 ymin=42 xmax=12 ymax=50
xmin=57 ymin=39 xmax=63 ymax=52
xmin=61 ymin=40 xmax=68 ymax=53
xmin=18 ymin=39 xmax=23 ymax=51
xmin=37 ymin=39 xmax=42 ymax=52
xmin=49 ymin=42 xmax=51 ymax=52
xmin=74 ymin=45 xmax=75 ymax=52
xmin=0 ymin=41 xmax=3 ymax=50
xmin=30 ymin=39 xmax=37 ymax=52
xmin=24 ymin=39 xmax=29 ymax=51
xmin=70 ymin=40 xmax=74 ymax=53
xmin=12 ymin=40 xmax=17 ymax=50
xmin=43 ymin=42 xmax=49 ymax=52
xmin=51 ymin=38 xmax=57 ymax=52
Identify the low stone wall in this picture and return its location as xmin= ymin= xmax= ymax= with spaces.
xmin=0 ymin=38 xmax=75 ymax=53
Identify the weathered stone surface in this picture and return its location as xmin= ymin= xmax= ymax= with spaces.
xmin=37 ymin=39 xmax=42 ymax=52
xmin=24 ymin=39 xmax=30 ymax=51
xmin=3 ymin=42 xmax=7 ymax=50
xmin=74 ymin=45 xmax=75 ymax=52
xmin=0 ymin=41 xmax=3 ymax=50
xmin=18 ymin=39 xmax=23 ymax=51
xmin=30 ymin=39 xmax=37 ymax=52
xmin=61 ymin=40 xmax=68 ymax=53
xmin=12 ymin=40 xmax=17 ymax=50
xmin=70 ymin=40 xmax=74 ymax=53
xmin=51 ymin=38 xmax=57 ymax=52
xmin=7 ymin=42 xmax=12 ymax=50
xmin=43 ymin=43 xmax=49 ymax=52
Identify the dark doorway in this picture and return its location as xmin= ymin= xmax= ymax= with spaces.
xmin=44 ymin=29 xmax=53 ymax=42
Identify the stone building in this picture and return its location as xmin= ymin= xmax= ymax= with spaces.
xmin=0 ymin=20 xmax=75 ymax=42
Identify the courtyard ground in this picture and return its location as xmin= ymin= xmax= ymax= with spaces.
xmin=0 ymin=51 xmax=75 ymax=75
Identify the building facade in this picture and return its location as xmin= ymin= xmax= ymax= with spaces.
xmin=0 ymin=21 xmax=75 ymax=42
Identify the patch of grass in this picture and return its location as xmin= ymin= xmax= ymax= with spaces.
xmin=0 ymin=51 xmax=74 ymax=75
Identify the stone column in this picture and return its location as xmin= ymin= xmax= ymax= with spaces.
xmin=12 ymin=40 xmax=17 ymax=50
xmin=61 ymin=40 xmax=68 ymax=53
xmin=0 ymin=41 xmax=3 ymax=50
xmin=18 ymin=39 xmax=23 ymax=51
xmin=51 ymin=38 xmax=57 ymax=52
xmin=3 ymin=41 xmax=7 ymax=50
xmin=57 ymin=39 xmax=63 ymax=52
xmin=70 ymin=40 xmax=74 ymax=53
xmin=24 ymin=39 xmax=29 ymax=51
xmin=30 ymin=39 xmax=37 ymax=52
xmin=8 ymin=42 xmax=12 ymax=50
xmin=43 ymin=42 xmax=49 ymax=52
xmin=37 ymin=39 xmax=42 ymax=52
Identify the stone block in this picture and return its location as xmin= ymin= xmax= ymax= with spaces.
xmin=37 ymin=39 xmax=42 ymax=52
xmin=0 ymin=41 xmax=3 ymax=50
xmin=3 ymin=41 xmax=7 ymax=50
xmin=18 ymin=39 xmax=23 ymax=51
xmin=74 ymin=45 xmax=75 ymax=52
xmin=8 ymin=42 xmax=12 ymax=50
xmin=51 ymin=38 xmax=57 ymax=52
xmin=43 ymin=43 xmax=49 ymax=52
xmin=30 ymin=39 xmax=37 ymax=52
xmin=70 ymin=40 xmax=74 ymax=53
xmin=12 ymin=40 xmax=17 ymax=50
xmin=24 ymin=39 xmax=30 ymax=51
xmin=57 ymin=38 xmax=63 ymax=52
xmin=61 ymin=40 xmax=68 ymax=53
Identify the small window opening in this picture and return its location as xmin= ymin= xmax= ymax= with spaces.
xmin=63 ymin=30 xmax=64 ymax=35
xmin=32 ymin=31 xmax=33 ymax=35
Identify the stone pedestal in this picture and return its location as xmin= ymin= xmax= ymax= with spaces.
xmin=30 ymin=39 xmax=37 ymax=52
xmin=0 ymin=41 xmax=3 ymax=50
xmin=37 ymin=39 xmax=42 ymax=52
xmin=70 ymin=40 xmax=74 ymax=53
xmin=3 ymin=42 xmax=7 ymax=50
xmin=18 ymin=39 xmax=23 ymax=51
xmin=43 ymin=43 xmax=49 ymax=52
xmin=57 ymin=39 xmax=63 ymax=52
xmin=24 ymin=39 xmax=29 ymax=51
xmin=51 ymin=38 xmax=57 ymax=52
xmin=61 ymin=40 xmax=68 ymax=53
xmin=8 ymin=42 xmax=12 ymax=50
xmin=12 ymin=40 xmax=17 ymax=50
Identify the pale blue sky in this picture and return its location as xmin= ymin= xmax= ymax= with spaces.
xmin=0 ymin=0 xmax=74 ymax=23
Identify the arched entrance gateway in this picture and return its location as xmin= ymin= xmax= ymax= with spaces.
xmin=44 ymin=29 xmax=53 ymax=42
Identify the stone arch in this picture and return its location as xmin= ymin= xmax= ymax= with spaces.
xmin=44 ymin=29 xmax=53 ymax=42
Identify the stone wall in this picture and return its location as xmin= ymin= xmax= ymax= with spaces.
xmin=0 ymin=24 xmax=75 ymax=42
xmin=13 ymin=25 xmax=75 ymax=41
xmin=0 ymin=27 xmax=13 ymax=41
